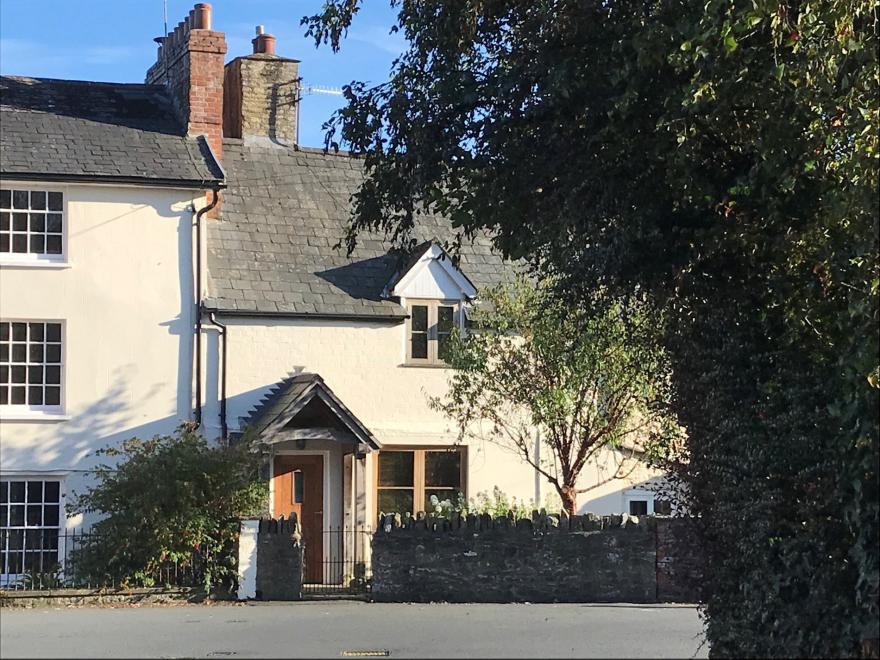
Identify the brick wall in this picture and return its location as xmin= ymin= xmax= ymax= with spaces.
xmin=371 ymin=512 xmax=703 ymax=604
xmin=145 ymin=6 xmax=226 ymax=161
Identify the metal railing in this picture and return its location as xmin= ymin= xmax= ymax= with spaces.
xmin=301 ymin=527 xmax=372 ymax=596
xmin=0 ymin=527 xmax=209 ymax=592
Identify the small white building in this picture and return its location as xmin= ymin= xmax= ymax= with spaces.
xmin=0 ymin=3 xmax=665 ymax=586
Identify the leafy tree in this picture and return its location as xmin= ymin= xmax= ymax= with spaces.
xmin=432 ymin=277 xmax=673 ymax=516
xmin=68 ymin=425 xmax=266 ymax=592
xmin=303 ymin=0 xmax=878 ymax=655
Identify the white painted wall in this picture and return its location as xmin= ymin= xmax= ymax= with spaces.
xmin=202 ymin=317 xmax=665 ymax=519
xmin=0 ymin=181 xmax=200 ymax=525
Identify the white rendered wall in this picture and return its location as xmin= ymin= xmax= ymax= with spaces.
xmin=202 ymin=318 xmax=665 ymax=518
xmin=0 ymin=181 xmax=200 ymax=525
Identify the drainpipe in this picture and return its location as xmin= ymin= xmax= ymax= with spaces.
xmin=204 ymin=311 xmax=228 ymax=444
xmin=194 ymin=188 xmax=220 ymax=429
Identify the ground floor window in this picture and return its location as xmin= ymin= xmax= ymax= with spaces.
xmin=0 ymin=479 xmax=62 ymax=576
xmin=376 ymin=448 xmax=465 ymax=515
xmin=624 ymin=489 xmax=672 ymax=516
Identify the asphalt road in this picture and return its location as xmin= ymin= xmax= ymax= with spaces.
xmin=0 ymin=601 xmax=707 ymax=659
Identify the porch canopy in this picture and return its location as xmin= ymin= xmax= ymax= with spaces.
xmin=244 ymin=373 xmax=381 ymax=455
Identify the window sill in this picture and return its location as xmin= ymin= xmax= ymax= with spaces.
xmin=0 ymin=259 xmax=71 ymax=270
xmin=399 ymin=362 xmax=451 ymax=369
xmin=0 ymin=411 xmax=71 ymax=422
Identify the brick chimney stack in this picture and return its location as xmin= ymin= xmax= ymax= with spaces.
xmin=146 ymin=3 xmax=227 ymax=162
xmin=223 ymin=25 xmax=300 ymax=146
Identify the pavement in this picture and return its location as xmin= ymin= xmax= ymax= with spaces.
xmin=0 ymin=601 xmax=707 ymax=659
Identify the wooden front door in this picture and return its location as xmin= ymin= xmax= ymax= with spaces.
xmin=272 ymin=455 xmax=324 ymax=583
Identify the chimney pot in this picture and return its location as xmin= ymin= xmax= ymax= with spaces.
xmin=255 ymin=25 xmax=265 ymax=36
xmin=193 ymin=3 xmax=212 ymax=30
xmin=252 ymin=33 xmax=276 ymax=55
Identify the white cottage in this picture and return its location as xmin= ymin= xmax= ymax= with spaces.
xmin=0 ymin=3 xmax=665 ymax=587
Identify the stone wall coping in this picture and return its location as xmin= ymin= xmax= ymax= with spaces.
xmin=375 ymin=510 xmax=673 ymax=535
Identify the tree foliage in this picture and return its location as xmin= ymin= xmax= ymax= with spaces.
xmin=304 ymin=0 xmax=878 ymax=655
xmin=433 ymin=277 xmax=674 ymax=515
xmin=68 ymin=426 xmax=267 ymax=592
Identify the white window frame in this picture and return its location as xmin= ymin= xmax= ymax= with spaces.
xmin=0 ymin=185 xmax=69 ymax=268
xmin=0 ymin=476 xmax=66 ymax=586
xmin=0 ymin=319 xmax=66 ymax=418
xmin=404 ymin=299 xmax=464 ymax=366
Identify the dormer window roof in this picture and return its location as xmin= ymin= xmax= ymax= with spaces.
xmin=385 ymin=241 xmax=477 ymax=301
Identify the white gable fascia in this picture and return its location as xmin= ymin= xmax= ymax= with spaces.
xmin=390 ymin=243 xmax=478 ymax=300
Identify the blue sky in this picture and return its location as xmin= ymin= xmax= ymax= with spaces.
xmin=0 ymin=0 xmax=402 ymax=147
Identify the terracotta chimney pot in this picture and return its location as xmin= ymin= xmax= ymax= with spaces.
xmin=193 ymin=3 xmax=212 ymax=30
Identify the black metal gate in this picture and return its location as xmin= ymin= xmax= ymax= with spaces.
xmin=302 ymin=527 xmax=372 ymax=597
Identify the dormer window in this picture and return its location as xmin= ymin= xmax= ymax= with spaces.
xmin=407 ymin=301 xmax=460 ymax=365
xmin=387 ymin=242 xmax=477 ymax=368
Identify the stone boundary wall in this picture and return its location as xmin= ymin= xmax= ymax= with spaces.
xmin=237 ymin=516 xmax=303 ymax=601
xmin=372 ymin=511 xmax=702 ymax=604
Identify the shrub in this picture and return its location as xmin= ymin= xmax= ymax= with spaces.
xmin=68 ymin=425 xmax=267 ymax=592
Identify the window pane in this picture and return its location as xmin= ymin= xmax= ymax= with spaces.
xmin=411 ymin=305 xmax=428 ymax=332
xmin=0 ymin=387 xmax=6 ymax=405
xmin=9 ymin=482 xmax=24 ymax=502
xmin=12 ymin=190 xmax=28 ymax=209
xmin=0 ymin=212 xmax=8 ymax=230
xmin=12 ymin=344 xmax=26 ymax=362
xmin=0 ymin=345 xmax=7 ymax=362
xmin=46 ymin=344 xmax=61 ymax=363
xmin=46 ymin=324 xmax=61 ymax=342
xmin=12 ymin=213 xmax=27 ymax=231
xmin=47 ymin=213 xmax=62 ymax=232
xmin=48 ymin=192 xmax=63 ymax=212
xmin=12 ymin=366 xmax=26 ymax=383
xmin=26 ymin=481 xmax=43 ymax=503
xmin=437 ymin=334 xmax=451 ymax=361
xmin=629 ymin=500 xmax=648 ymax=516
xmin=46 ymin=236 xmax=62 ymax=254
xmin=293 ymin=471 xmax=304 ymax=504
xmin=45 ymin=366 xmax=61 ymax=384
xmin=425 ymin=451 xmax=461 ymax=487
xmin=30 ymin=213 xmax=45 ymax=232
xmin=0 ymin=481 xmax=7 ymax=502
xmin=29 ymin=344 xmax=44 ymax=363
xmin=654 ymin=500 xmax=672 ymax=515
xmin=30 ymin=191 xmax=46 ymax=210
xmin=438 ymin=306 xmax=454 ymax=333
xmin=44 ymin=387 xmax=61 ymax=406
xmin=11 ymin=386 xmax=25 ymax=404
xmin=44 ymin=482 xmax=60 ymax=503
xmin=11 ymin=323 xmax=26 ymax=341
xmin=0 ymin=323 xmax=8 ymax=340
xmin=378 ymin=451 xmax=414 ymax=487
xmin=0 ymin=189 xmax=10 ymax=208
xmin=12 ymin=235 xmax=27 ymax=253
xmin=26 ymin=506 xmax=42 ymax=527
xmin=377 ymin=489 xmax=413 ymax=515
xmin=9 ymin=505 xmax=24 ymax=526
xmin=29 ymin=235 xmax=46 ymax=254
xmin=28 ymin=323 xmax=44 ymax=342
xmin=0 ymin=508 xmax=6 ymax=527
xmin=28 ymin=366 xmax=44 ymax=384
xmin=411 ymin=333 xmax=428 ymax=359
xmin=28 ymin=386 xmax=43 ymax=405
xmin=425 ymin=489 xmax=458 ymax=507
xmin=0 ymin=235 xmax=7 ymax=253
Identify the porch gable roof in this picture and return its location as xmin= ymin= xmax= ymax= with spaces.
xmin=243 ymin=373 xmax=381 ymax=451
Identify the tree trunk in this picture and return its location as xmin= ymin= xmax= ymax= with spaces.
xmin=560 ymin=484 xmax=577 ymax=516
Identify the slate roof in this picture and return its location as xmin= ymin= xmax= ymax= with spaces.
xmin=243 ymin=373 xmax=380 ymax=449
xmin=0 ymin=76 xmax=223 ymax=187
xmin=206 ymin=140 xmax=515 ymax=318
